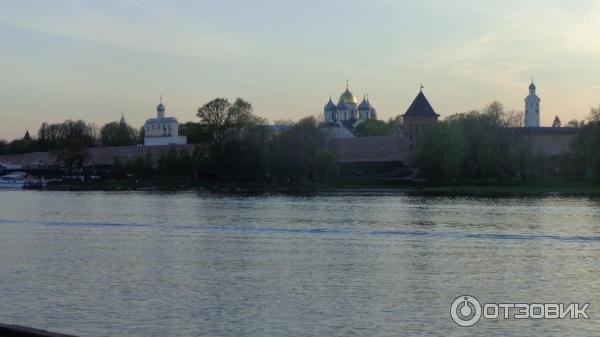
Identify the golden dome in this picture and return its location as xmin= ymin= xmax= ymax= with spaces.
xmin=338 ymin=88 xmax=357 ymax=105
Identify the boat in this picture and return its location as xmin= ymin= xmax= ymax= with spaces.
xmin=0 ymin=172 xmax=27 ymax=189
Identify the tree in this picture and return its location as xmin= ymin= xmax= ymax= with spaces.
xmin=386 ymin=115 xmax=403 ymax=134
xmin=416 ymin=121 xmax=466 ymax=179
xmin=268 ymin=116 xmax=331 ymax=180
xmin=196 ymin=97 xmax=269 ymax=180
xmin=566 ymin=119 xmax=585 ymax=128
xmin=49 ymin=120 xmax=97 ymax=169
xmin=505 ymin=110 xmax=524 ymax=127
xmin=99 ymin=122 xmax=138 ymax=147
xmin=416 ymin=102 xmax=546 ymax=180
xmin=570 ymin=121 xmax=600 ymax=178
xmin=196 ymin=98 xmax=232 ymax=151
xmin=0 ymin=140 xmax=7 ymax=155
xmin=552 ymin=116 xmax=562 ymax=128
xmin=353 ymin=119 xmax=391 ymax=137
xmin=588 ymin=105 xmax=600 ymax=123
xmin=179 ymin=122 xmax=211 ymax=144
xmin=312 ymin=149 xmax=339 ymax=179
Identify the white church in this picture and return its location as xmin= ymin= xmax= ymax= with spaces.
xmin=323 ymin=84 xmax=377 ymax=124
xmin=143 ymin=97 xmax=187 ymax=146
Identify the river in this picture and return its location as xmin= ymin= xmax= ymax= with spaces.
xmin=0 ymin=190 xmax=599 ymax=336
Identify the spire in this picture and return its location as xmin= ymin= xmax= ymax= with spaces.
xmin=420 ymin=83 xmax=424 ymax=92
xmin=119 ymin=112 xmax=126 ymax=126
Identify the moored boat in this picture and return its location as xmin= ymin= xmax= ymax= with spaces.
xmin=0 ymin=172 xmax=26 ymax=189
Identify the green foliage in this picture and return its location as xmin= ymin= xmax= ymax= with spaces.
xmin=38 ymin=120 xmax=97 ymax=169
xmin=179 ymin=122 xmax=211 ymax=144
xmin=552 ymin=116 xmax=562 ymax=128
xmin=269 ymin=116 xmax=334 ymax=180
xmin=155 ymin=147 xmax=206 ymax=178
xmin=570 ymin=122 xmax=600 ymax=178
xmin=353 ymin=117 xmax=404 ymax=137
xmin=99 ymin=122 xmax=138 ymax=147
xmin=38 ymin=120 xmax=97 ymax=151
xmin=0 ymin=140 xmax=7 ymax=155
xmin=353 ymin=119 xmax=391 ymax=137
xmin=196 ymin=97 xmax=266 ymax=160
xmin=566 ymin=119 xmax=585 ymax=128
xmin=416 ymin=102 xmax=539 ymax=180
xmin=416 ymin=122 xmax=465 ymax=179
xmin=312 ymin=149 xmax=339 ymax=179
xmin=588 ymin=105 xmax=600 ymax=123
xmin=6 ymin=138 xmax=36 ymax=154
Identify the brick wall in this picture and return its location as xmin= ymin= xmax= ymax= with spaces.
xmin=331 ymin=136 xmax=405 ymax=163
xmin=0 ymin=144 xmax=200 ymax=168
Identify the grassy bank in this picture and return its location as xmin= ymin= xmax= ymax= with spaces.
xmin=407 ymin=179 xmax=600 ymax=196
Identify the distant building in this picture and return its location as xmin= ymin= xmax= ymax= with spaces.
xmin=321 ymin=84 xmax=378 ymax=138
xmin=143 ymin=97 xmax=187 ymax=146
xmin=402 ymin=88 xmax=439 ymax=154
xmin=524 ymin=80 xmax=541 ymax=127
xmin=119 ymin=112 xmax=127 ymax=127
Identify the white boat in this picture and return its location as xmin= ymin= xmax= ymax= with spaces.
xmin=0 ymin=172 xmax=27 ymax=189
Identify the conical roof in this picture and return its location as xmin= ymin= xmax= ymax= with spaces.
xmin=403 ymin=91 xmax=439 ymax=116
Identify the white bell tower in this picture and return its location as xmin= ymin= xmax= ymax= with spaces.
xmin=524 ymin=79 xmax=541 ymax=127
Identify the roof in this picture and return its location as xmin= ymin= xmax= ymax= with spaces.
xmin=324 ymin=99 xmax=337 ymax=111
xmin=403 ymin=91 xmax=439 ymax=116
xmin=358 ymin=97 xmax=371 ymax=110
xmin=338 ymin=88 xmax=357 ymax=105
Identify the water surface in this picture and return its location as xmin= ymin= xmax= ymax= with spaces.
xmin=0 ymin=191 xmax=599 ymax=336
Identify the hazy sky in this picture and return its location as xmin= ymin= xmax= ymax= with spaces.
xmin=1 ymin=0 xmax=600 ymax=140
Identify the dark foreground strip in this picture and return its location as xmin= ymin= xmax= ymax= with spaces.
xmin=0 ymin=324 xmax=78 ymax=337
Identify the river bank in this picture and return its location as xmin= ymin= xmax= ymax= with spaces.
xmin=37 ymin=178 xmax=600 ymax=196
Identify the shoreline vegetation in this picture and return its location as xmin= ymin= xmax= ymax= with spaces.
xmin=3 ymin=98 xmax=600 ymax=197
xmin=39 ymin=178 xmax=600 ymax=197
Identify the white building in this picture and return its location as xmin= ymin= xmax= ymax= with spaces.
xmin=524 ymin=80 xmax=541 ymax=127
xmin=144 ymin=98 xmax=187 ymax=146
xmin=321 ymin=84 xmax=379 ymax=139
xmin=323 ymin=85 xmax=377 ymax=124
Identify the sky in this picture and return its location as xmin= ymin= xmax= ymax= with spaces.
xmin=1 ymin=0 xmax=600 ymax=140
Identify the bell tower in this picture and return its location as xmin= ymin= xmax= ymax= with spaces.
xmin=524 ymin=79 xmax=541 ymax=127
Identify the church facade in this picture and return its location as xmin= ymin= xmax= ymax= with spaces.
xmin=323 ymin=85 xmax=377 ymax=124
xmin=143 ymin=98 xmax=187 ymax=146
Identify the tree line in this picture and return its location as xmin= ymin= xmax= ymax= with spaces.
xmin=415 ymin=102 xmax=600 ymax=180
xmin=0 ymin=98 xmax=339 ymax=181
xmin=2 ymin=98 xmax=599 ymax=181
